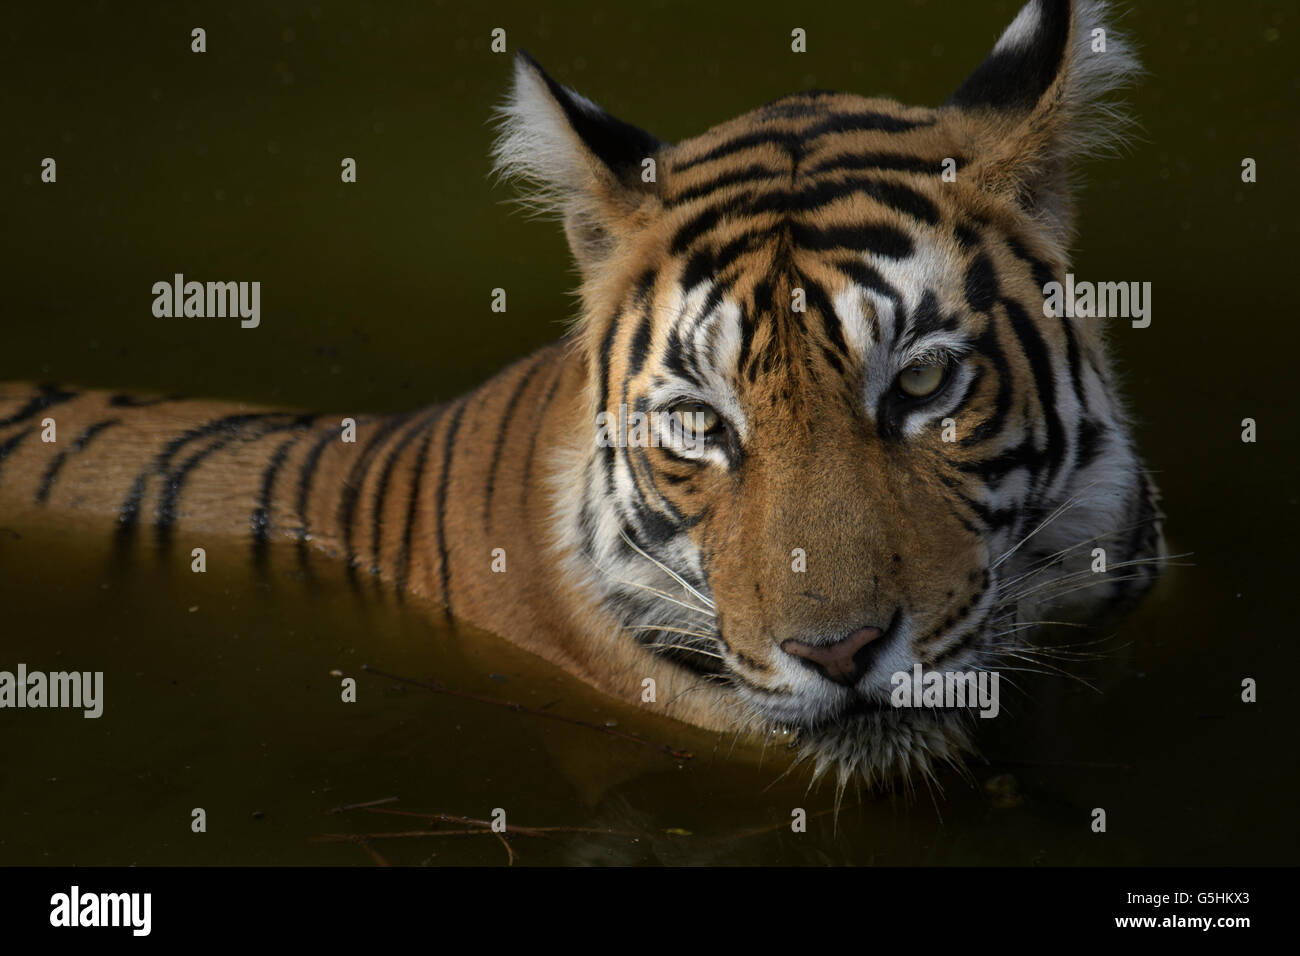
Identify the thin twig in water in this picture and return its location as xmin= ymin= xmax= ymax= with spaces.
xmin=494 ymin=832 xmax=516 ymax=866
xmin=329 ymin=796 xmax=400 ymax=814
xmin=365 ymin=808 xmax=642 ymax=838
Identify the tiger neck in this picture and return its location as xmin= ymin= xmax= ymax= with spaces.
xmin=386 ymin=341 xmax=609 ymax=674
xmin=385 ymin=342 xmax=737 ymax=728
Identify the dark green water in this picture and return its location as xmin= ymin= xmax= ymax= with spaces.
xmin=1 ymin=1 xmax=1297 ymax=864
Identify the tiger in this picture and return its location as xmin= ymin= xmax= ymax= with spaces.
xmin=0 ymin=0 xmax=1164 ymax=791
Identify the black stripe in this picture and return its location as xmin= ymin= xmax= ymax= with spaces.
xmin=155 ymin=434 xmax=235 ymax=545
xmin=1002 ymin=297 xmax=1068 ymax=489
xmin=295 ymin=424 xmax=344 ymax=568
xmin=669 ymin=193 xmax=754 ymax=255
xmin=954 ymin=222 xmax=982 ymax=250
xmin=338 ymin=413 xmax=416 ymax=577
xmin=831 ymin=258 xmax=903 ymax=308
xmin=796 ymin=175 xmax=940 ymax=226
xmin=953 ymin=437 xmax=1042 ymax=484
xmin=897 ymin=289 xmax=959 ymax=352
xmin=673 ymin=130 xmax=804 ymax=174
xmin=0 ymin=384 xmax=78 ymax=429
xmin=485 ymin=353 xmax=550 ymax=532
xmin=156 ymin=414 xmax=300 ymax=546
xmin=521 ymin=362 xmax=567 ymax=516
xmin=626 ymin=313 xmax=654 ymax=378
xmin=117 ymin=412 xmax=273 ymax=542
xmin=963 ymin=253 xmax=999 ymax=314
xmin=962 ymin=322 xmax=1015 ymax=449
xmin=737 ymin=304 xmax=757 ymax=378
xmin=668 ymin=181 xmax=932 ymax=258
xmin=681 ymin=248 xmax=716 ymax=292
xmin=799 ymin=277 xmax=849 ymax=360
xmin=666 ymin=162 xmax=783 ymax=206
xmin=801 ymin=111 xmax=935 ymax=139
xmin=1004 ymin=236 xmax=1087 ymax=412
xmin=394 ymin=405 xmax=450 ymax=596
xmin=624 ymin=448 xmax=683 ymax=547
xmin=596 ymin=273 xmax=655 ymax=499
xmin=819 ymin=345 xmax=845 ymax=375
xmin=664 ymin=333 xmax=706 ymax=390
xmin=35 ymin=418 xmax=122 ymax=504
xmin=370 ymin=409 xmax=443 ymax=576
xmin=669 ymin=168 xmax=941 ymax=231
xmin=434 ymin=398 xmax=470 ymax=615
xmin=805 ymin=151 xmax=963 ymax=177
xmin=597 ymin=315 xmax=623 ymax=496
xmin=0 ymin=426 xmax=36 ymax=481
xmin=708 ymin=229 xmax=771 ymax=280
xmin=251 ymin=427 xmax=312 ymax=561
xmin=681 ymin=231 xmax=770 ymax=293
xmin=673 ymin=112 xmax=933 ymax=174
xmin=108 ymin=393 xmax=172 ymax=408
xmin=620 ymin=395 xmax=689 ymax=533
xmin=790 ymin=222 xmax=914 ymax=259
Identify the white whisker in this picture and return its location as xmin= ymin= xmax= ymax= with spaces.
xmin=991 ymin=479 xmax=1105 ymax=570
xmin=617 ymin=527 xmax=715 ymax=609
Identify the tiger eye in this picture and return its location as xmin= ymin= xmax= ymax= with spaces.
xmin=669 ymin=401 xmax=721 ymax=436
xmin=898 ymin=364 xmax=946 ymax=398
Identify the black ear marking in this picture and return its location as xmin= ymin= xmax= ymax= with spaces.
xmin=515 ymin=49 xmax=662 ymax=182
xmin=946 ymin=0 xmax=1072 ymax=111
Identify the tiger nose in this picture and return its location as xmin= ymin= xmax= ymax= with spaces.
xmin=780 ymin=626 xmax=884 ymax=687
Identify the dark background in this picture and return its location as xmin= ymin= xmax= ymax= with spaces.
xmin=0 ymin=0 xmax=1296 ymax=864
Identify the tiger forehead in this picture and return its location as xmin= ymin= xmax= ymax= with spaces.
xmin=658 ymin=91 xmax=953 ymax=215
xmin=639 ymin=91 xmax=996 ymax=343
xmin=662 ymin=91 xmax=945 ymax=181
xmin=606 ymin=92 xmax=1040 ymax=395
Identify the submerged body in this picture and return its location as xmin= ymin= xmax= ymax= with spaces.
xmin=0 ymin=351 xmax=737 ymax=734
xmin=0 ymin=0 xmax=1165 ymax=788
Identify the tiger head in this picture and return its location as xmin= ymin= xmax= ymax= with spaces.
xmin=494 ymin=0 xmax=1165 ymax=787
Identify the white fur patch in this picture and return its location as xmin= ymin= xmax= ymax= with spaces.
xmin=490 ymin=56 xmax=606 ymax=218
xmin=992 ymin=0 xmax=1044 ymax=55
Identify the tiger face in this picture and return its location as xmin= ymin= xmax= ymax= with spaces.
xmin=496 ymin=0 xmax=1165 ymax=784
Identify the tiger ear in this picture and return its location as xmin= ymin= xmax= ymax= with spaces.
xmin=944 ymin=0 xmax=1140 ymax=250
xmin=492 ymin=51 xmax=663 ymax=277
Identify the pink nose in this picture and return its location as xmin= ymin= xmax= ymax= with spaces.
xmin=781 ymin=626 xmax=884 ymax=686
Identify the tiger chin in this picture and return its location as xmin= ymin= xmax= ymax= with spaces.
xmin=0 ymin=0 xmax=1165 ymax=794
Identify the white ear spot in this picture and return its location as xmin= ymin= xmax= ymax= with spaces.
xmin=992 ymin=0 xmax=1043 ymax=55
xmin=491 ymin=57 xmax=608 ymax=218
